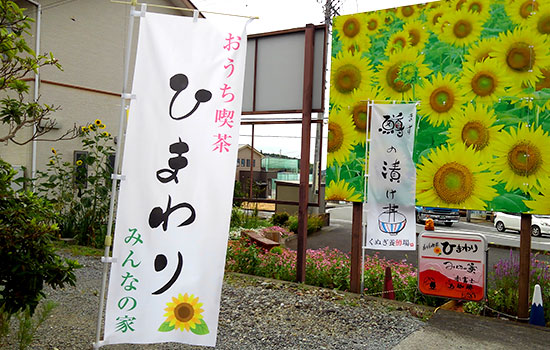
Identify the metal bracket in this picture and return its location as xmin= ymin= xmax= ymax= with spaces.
xmin=121 ymin=93 xmax=136 ymax=100
xmin=111 ymin=174 xmax=126 ymax=181
xmin=131 ymin=3 xmax=147 ymax=17
xmin=92 ymin=341 xmax=105 ymax=350
xmin=101 ymin=257 xmax=117 ymax=264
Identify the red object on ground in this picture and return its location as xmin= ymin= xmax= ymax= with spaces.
xmin=383 ymin=266 xmax=395 ymax=300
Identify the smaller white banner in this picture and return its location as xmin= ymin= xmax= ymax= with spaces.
xmin=366 ymin=103 xmax=416 ymax=251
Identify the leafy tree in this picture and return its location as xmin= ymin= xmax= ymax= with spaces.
xmin=0 ymin=0 xmax=77 ymax=144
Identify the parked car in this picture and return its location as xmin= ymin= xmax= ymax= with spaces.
xmin=415 ymin=206 xmax=460 ymax=226
xmin=493 ymin=212 xmax=550 ymax=237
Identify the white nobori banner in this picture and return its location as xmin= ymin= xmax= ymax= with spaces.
xmin=366 ymin=103 xmax=417 ymax=251
xmin=103 ymin=12 xmax=248 ymax=347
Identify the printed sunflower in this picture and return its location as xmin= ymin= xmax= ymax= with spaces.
xmin=446 ymin=104 xmax=503 ymax=160
xmin=396 ymin=5 xmax=421 ymax=22
xmin=330 ymin=50 xmax=373 ymax=107
xmin=363 ymin=12 xmax=384 ymax=35
xmin=492 ymin=123 xmax=550 ymax=194
xmin=333 ymin=14 xmax=368 ymax=49
xmin=490 ymin=27 xmax=550 ymax=86
xmin=159 ymin=293 xmax=209 ymax=335
xmin=375 ymin=47 xmax=432 ymax=101
xmin=326 ymin=179 xmax=362 ymax=202
xmin=506 ymin=0 xmax=539 ymax=26
xmin=416 ymin=144 xmax=498 ymax=209
xmin=350 ymin=87 xmax=379 ymax=144
xmin=327 ymin=109 xmax=356 ymax=166
xmin=459 ymin=59 xmax=508 ymax=104
xmin=527 ymin=7 xmax=550 ymax=40
xmin=439 ymin=9 xmax=484 ymax=47
xmin=403 ymin=20 xmax=429 ymax=51
xmin=462 ymin=0 xmax=492 ymax=20
xmin=417 ymin=73 xmax=466 ymax=127
xmin=385 ymin=31 xmax=411 ymax=56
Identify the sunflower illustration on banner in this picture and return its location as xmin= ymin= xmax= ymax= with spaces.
xmin=326 ymin=0 xmax=550 ymax=214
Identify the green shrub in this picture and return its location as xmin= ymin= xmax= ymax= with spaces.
xmin=271 ymin=212 xmax=289 ymax=226
xmin=0 ymin=159 xmax=78 ymax=317
xmin=287 ymin=214 xmax=324 ymax=234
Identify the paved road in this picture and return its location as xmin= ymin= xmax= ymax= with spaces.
xmin=285 ymin=205 xmax=550 ymax=268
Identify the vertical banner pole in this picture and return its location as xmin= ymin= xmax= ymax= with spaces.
xmin=94 ymin=4 xmax=138 ymax=348
xmin=297 ymin=24 xmax=315 ymax=283
xmin=360 ymin=100 xmax=372 ymax=293
xmin=518 ymin=213 xmax=532 ymax=320
xmin=350 ymin=202 xmax=363 ymax=293
xmin=249 ymin=124 xmax=255 ymax=199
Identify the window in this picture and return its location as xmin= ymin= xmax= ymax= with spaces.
xmin=241 ymin=159 xmax=245 ymax=166
xmin=246 ymin=159 xmax=250 ymax=167
xmin=236 ymin=158 xmax=240 ymax=166
xmin=253 ymin=159 xmax=256 ymax=167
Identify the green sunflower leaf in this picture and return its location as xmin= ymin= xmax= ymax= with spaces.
xmin=158 ymin=321 xmax=175 ymax=332
xmin=190 ymin=319 xmax=209 ymax=335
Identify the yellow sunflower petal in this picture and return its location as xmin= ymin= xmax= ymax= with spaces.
xmin=330 ymin=50 xmax=373 ymax=107
xmin=327 ymin=108 xmax=356 ymax=166
xmin=417 ymin=73 xmax=466 ymax=126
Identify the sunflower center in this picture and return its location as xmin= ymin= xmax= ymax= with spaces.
xmin=429 ymin=88 xmax=454 ymax=113
xmin=507 ymin=141 xmax=541 ymax=176
xmin=174 ymin=303 xmax=195 ymax=322
xmin=402 ymin=6 xmax=414 ymax=18
xmin=343 ymin=18 xmax=360 ymax=38
xmin=409 ymin=29 xmax=420 ymax=46
xmin=461 ymin=121 xmax=489 ymax=150
xmin=506 ymin=43 xmax=533 ymax=72
xmin=393 ymin=37 xmax=407 ymax=48
xmin=328 ymin=122 xmax=344 ymax=152
xmin=367 ymin=19 xmax=378 ymax=31
xmin=433 ymin=162 xmax=474 ymax=204
xmin=352 ymin=104 xmax=368 ymax=132
xmin=471 ymin=72 xmax=496 ymax=97
xmin=520 ymin=1 xmax=538 ymax=19
xmin=455 ymin=0 xmax=467 ymax=10
xmin=453 ymin=20 xmax=472 ymax=38
xmin=469 ymin=2 xmax=482 ymax=13
xmin=387 ymin=64 xmax=411 ymax=93
xmin=536 ymin=68 xmax=550 ymax=90
xmin=537 ymin=14 xmax=550 ymax=35
xmin=335 ymin=64 xmax=362 ymax=94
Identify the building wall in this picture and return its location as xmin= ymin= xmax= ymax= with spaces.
xmin=0 ymin=0 xmax=195 ymax=178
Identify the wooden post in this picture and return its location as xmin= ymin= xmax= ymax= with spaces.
xmin=296 ymin=24 xmax=315 ymax=283
xmin=518 ymin=213 xmax=532 ymax=320
xmin=350 ymin=202 xmax=363 ymax=293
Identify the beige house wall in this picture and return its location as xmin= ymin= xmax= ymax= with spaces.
xmin=0 ymin=0 xmax=196 ymax=178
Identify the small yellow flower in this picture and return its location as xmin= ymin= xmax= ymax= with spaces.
xmin=433 ymin=246 xmax=442 ymax=255
xmin=49 ymin=159 xmax=54 ymax=165
xmin=89 ymin=124 xmax=96 ymax=130
xmin=102 ymin=132 xmax=110 ymax=137
xmin=95 ymin=119 xmax=102 ymax=125
xmin=51 ymin=148 xmax=56 ymax=155
xmin=81 ymin=126 xmax=88 ymax=133
xmin=99 ymin=123 xmax=106 ymax=129
xmin=76 ymin=160 xmax=83 ymax=166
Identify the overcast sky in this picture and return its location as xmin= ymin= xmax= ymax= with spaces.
xmin=191 ymin=0 xmax=437 ymax=163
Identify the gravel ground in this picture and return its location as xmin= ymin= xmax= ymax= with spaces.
xmin=4 ymin=253 xmax=432 ymax=350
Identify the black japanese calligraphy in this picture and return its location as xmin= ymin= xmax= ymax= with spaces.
xmin=168 ymin=73 xmax=212 ymax=121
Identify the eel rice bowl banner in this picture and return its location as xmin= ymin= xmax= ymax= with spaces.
xmin=103 ymin=12 xmax=248 ymax=347
xmin=366 ymin=103 xmax=416 ymax=251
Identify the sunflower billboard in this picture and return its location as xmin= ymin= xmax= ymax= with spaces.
xmin=326 ymin=0 xmax=550 ymax=214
